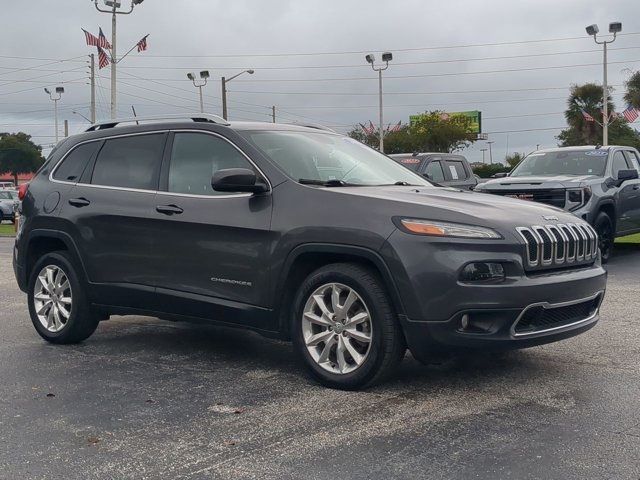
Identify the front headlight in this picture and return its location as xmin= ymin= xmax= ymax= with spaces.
xmin=398 ymin=218 xmax=502 ymax=239
xmin=566 ymin=187 xmax=592 ymax=211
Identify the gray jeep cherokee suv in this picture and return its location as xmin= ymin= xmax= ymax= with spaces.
xmin=13 ymin=115 xmax=607 ymax=389
xmin=475 ymin=146 xmax=640 ymax=261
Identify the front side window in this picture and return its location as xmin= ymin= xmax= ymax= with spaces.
xmin=91 ymin=134 xmax=166 ymax=190
xmin=53 ymin=141 xmax=101 ymax=182
xmin=424 ymin=161 xmax=445 ymax=182
xmin=510 ymin=149 xmax=608 ymax=177
xmin=624 ymin=151 xmax=640 ymax=171
xmin=611 ymin=151 xmax=630 ymax=178
xmin=242 ymin=130 xmax=432 ymax=187
xmin=168 ymin=132 xmax=255 ymax=196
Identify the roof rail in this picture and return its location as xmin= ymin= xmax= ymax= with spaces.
xmin=85 ymin=113 xmax=230 ymax=132
xmin=289 ymin=122 xmax=337 ymax=133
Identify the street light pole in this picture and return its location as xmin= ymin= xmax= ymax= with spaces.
xmin=188 ymin=71 xmax=210 ymax=113
xmin=221 ymin=69 xmax=255 ymax=120
xmin=480 ymin=148 xmax=487 ymax=163
xmin=44 ymin=87 xmax=64 ymax=143
xmin=93 ymin=0 xmax=145 ymax=120
xmin=366 ymin=52 xmax=393 ymax=153
xmin=586 ymin=22 xmax=622 ymax=146
xmin=487 ymin=141 xmax=494 ymax=164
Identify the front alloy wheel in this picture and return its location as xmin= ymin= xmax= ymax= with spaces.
xmin=302 ymin=282 xmax=373 ymax=375
xmin=33 ymin=265 xmax=73 ymax=333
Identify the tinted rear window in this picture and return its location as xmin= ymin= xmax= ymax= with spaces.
xmin=444 ymin=160 xmax=468 ymax=180
xmin=91 ymin=134 xmax=166 ymax=190
xmin=53 ymin=142 xmax=101 ymax=182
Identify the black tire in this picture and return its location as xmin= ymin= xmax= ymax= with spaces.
xmin=593 ymin=212 xmax=614 ymax=264
xmin=27 ymin=251 xmax=99 ymax=344
xmin=292 ymin=263 xmax=406 ymax=390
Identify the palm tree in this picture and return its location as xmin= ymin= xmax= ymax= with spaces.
xmin=623 ymin=71 xmax=640 ymax=109
xmin=561 ymin=83 xmax=614 ymax=145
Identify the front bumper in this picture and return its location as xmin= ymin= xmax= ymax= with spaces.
xmin=381 ymin=229 xmax=608 ymax=361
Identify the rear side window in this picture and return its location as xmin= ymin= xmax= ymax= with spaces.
xmin=424 ymin=161 xmax=445 ymax=182
xmin=444 ymin=160 xmax=468 ymax=180
xmin=168 ymin=132 xmax=255 ymax=196
xmin=625 ymin=151 xmax=640 ymax=171
xmin=53 ymin=142 xmax=101 ymax=182
xmin=91 ymin=134 xmax=166 ymax=190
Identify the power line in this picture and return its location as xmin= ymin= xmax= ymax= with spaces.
xmin=125 ymin=32 xmax=640 ymax=58
xmin=117 ymin=45 xmax=640 ymax=71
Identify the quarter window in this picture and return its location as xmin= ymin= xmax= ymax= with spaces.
xmin=91 ymin=134 xmax=166 ymax=190
xmin=424 ymin=161 xmax=445 ymax=182
xmin=168 ymin=132 xmax=254 ymax=196
xmin=53 ymin=142 xmax=101 ymax=182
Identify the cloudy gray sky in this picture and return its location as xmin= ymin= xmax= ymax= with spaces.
xmin=1 ymin=0 xmax=638 ymax=162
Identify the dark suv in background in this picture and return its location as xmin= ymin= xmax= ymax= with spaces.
xmin=475 ymin=146 xmax=640 ymax=261
xmin=13 ymin=115 xmax=606 ymax=389
xmin=389 ymin=153 xmax=478 ymax=190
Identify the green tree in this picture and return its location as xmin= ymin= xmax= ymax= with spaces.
xmin=409 ymin=111 xmax=475 ymax=152
xmin=557 ymin=83 xmax=640 ymax=148
xmin=505 ymin=152 xmax=525 ymax=168
xmin=624 ymin=71 xmax=640 ymax=109
xmin=0 ymin=132 xmax=45 ymax=185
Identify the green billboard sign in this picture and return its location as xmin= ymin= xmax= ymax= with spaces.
xmin=409 ymin=110 xmax=482 ymax=134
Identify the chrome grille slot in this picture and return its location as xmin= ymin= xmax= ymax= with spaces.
xmin=516 ymin=222 xmax=598 ymax=270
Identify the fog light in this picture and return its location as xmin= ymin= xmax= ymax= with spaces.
xmin=460 ymin=262 xmax=505 ymax=282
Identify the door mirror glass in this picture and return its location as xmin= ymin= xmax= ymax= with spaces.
xmin=212 ymin=168 xmax=268 ymax=193
xmin=492 ymin=172 xmax=509 ymax=178
xmin=616 ymin=168 xmax=639 ymax=183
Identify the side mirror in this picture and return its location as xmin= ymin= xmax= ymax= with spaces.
xmin=212 ymin=168 xmax=268 ymax=194
xmin=422 ymin=173 xmax=432 ymax=180
xmin=616 ymin=169 xmax=639 ymax=186
xmin=492 ymin=172 xmax=509 ymax=178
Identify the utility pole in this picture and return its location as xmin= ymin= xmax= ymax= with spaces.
xmin=586 ymin=21 xmax=621 ymax=146
xmin=90 ymin=53 xmax=96 ymax=123
xmin=272 ymin=106 xmax=276 ymax=123
xmin=365 ymin=52 xmax=393 ymax=153
xmin=221 ymin=69 xmax=255 ymax=120
xmin=487 ymin=141 xmax=495 ymax=164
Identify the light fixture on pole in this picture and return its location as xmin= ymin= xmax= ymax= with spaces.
xmin=486 ymin=141 xmax=495 ymax=164
xmin=365 ymin=52 xmax=392 ymax=153
xmin=92 ymin=0 xmax=146 ymax=120
xmin=221 ymin=69 xmax=254 ymax=120
xmin=72 ymin=110 xmax=92 ymax=123
xmin=586 ymin=21 xmax=622 ymax=146
xmin=44 ymin=87 xmax=64 ymax=142
xmin=187 ymin=70 xmax=210 ymax=113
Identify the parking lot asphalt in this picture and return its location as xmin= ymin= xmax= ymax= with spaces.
xmin=0 ymin=237 xmax=639 ymax=480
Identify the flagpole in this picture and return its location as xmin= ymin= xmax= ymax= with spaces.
xmin=90 ymin=54 xmax=96 ymax=123
xmin=118 ymin=35 xmax=149 ymax=63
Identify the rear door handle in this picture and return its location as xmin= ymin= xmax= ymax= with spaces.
xmin=68 ymin=197 xmax=90 ymax=207
xmin=156 ymin=204 xmax=184 ymax=215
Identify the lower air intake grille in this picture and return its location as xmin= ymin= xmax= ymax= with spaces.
xmin=513 ymin=294 xmax=602 ymax=335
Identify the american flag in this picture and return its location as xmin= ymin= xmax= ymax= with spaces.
xmin=136 ymin=35 xmax=149 ymax=52
xmin=98 ymin=27 xmax=111 ymax=49
xmin=390 ymin=121 xmax=402 ymax=132
xmin=97 ymin=46 xmax=110 ymax=69
xmin=82 ymin=28 xmax=100 ymax=47
xmin=580 ymin=108 xmax=595 ymax=122
xmin=622 ymin=105 xmax=639 ymax=123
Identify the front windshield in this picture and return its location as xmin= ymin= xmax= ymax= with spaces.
xmin=510 ymin=149 xmax=608 ymax=177
xmin=242 ymin=130 xmax=433 ymax=187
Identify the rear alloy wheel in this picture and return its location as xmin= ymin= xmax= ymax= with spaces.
xmin=594 ymin=212 xmax=613 ymax=263
xmin=293 ymin=263 xmax=405 ymax=390
xmin=28 ymin=251 xmax=99 ymax=344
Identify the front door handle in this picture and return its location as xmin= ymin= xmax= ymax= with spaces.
xmin=68 ymin=197 xmax=90 ymax=207
xmin=156 ymin=204 xmax=184 ymax=215
xmin=633 ymin=185 xmax=640 ymax=190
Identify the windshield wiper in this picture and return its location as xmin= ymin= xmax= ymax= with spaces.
xmin=298 ymin=178 xmax=360 ymax=187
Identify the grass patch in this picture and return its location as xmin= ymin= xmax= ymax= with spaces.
xmin=0 ymin=223 xmax=15 ymax=236
xmin=615 ymin=233 xmax=640 ymax=244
